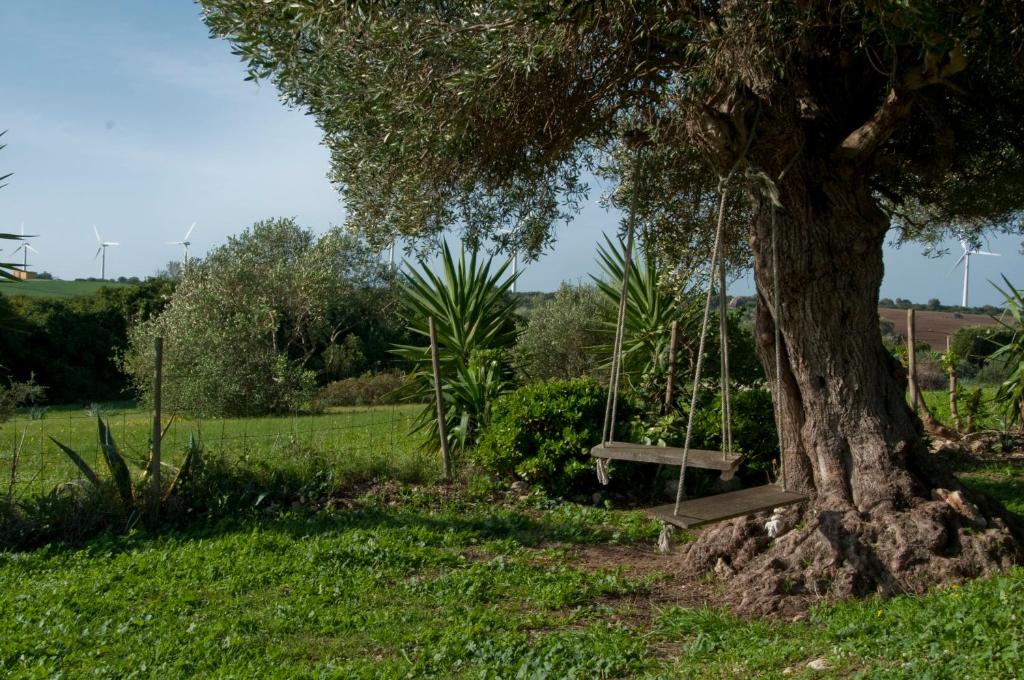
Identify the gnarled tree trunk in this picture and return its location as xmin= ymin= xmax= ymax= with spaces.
xmin=681 ymin=158 xmax=1022 ymax=616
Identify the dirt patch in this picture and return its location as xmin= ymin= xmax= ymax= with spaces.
xmin=878 ymin=308 xmax=998 ymax=350
xmin=561 ymin=542 xmax=721 ymax=616
xmin=551 ymin=535 xmax=818 ymax=627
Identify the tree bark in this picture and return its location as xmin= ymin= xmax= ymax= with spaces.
xmin=679 ymin=156 xmax=1022 ymax=616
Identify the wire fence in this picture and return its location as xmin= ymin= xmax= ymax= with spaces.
xmin=0 ymin=402 xmax=425 ymax=499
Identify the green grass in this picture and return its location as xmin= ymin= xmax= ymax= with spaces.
xmin=959 ymin=459 xmax=1024 ymax=515
xmin=1 ymin=401 xmax=1023 ymax=677
xmin=0 ymin=482 xmax=1022 ymax=678
xmin=922 ymin=387 xmax=1003 ymax=431
xmin=0 ymin=403 xmax=425 ymax=498
xmin=0 ymin=279 xmax=132 ymax=299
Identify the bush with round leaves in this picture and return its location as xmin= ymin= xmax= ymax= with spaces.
xmin=473 ymin=378 xmax=617 ymax=496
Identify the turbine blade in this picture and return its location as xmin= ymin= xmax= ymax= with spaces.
xmin=974 ymin=250 xmax=1000 ymax=257
xmin=93 ymin=225 xmax=102 ymax=243
xmin=183 ymin=221 xmax=196 ymax=241
xmin=105 ymin=242 xmax=120 ymax=246
xmin=94 ymin=247 xmax=103 ymax=260
xmin=25 ymin=244 xmax=38 ymax=254
xmin=951 ymin=252 xmax=966 ymax=271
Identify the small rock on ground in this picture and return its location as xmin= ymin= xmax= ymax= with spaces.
xmin=807 ymin=657 xmax=831 ymax=671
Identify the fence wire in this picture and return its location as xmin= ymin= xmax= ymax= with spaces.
xmin=1 ymin=403 xmax=422 ymax=499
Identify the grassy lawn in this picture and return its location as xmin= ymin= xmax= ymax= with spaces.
xmin=0 ymin=279 xmax=132 ymax=299
xmin=0 ymin=485 xmax=1019 ymax=678
xmin=0 ymin=403 xmax=426 ymax=498
xmin=1 ymin=463 xmax=1023 ymax=678
xmin=2 ymin=402 xmax=1023 ymax=677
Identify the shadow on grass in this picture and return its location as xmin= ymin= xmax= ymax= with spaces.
xmin=960 ymin=475 xmax=1024 ymax=515
xmin=14 ymin=481 xmax=656 ymax=560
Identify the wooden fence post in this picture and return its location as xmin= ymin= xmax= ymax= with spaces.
xmin=947 ymin=336 xmax=961 ymax=431
xmin=428 ymin=317 xmax=452 ymax=481
xmin=664 ymin=320 xmax=679 ymax=415
xmin=906 ymin=309 xmax=918 ymax=410
xmin=149 ymin=336 xmax=163 ymax=518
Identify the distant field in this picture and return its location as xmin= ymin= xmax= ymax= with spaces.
xmin=879 ymin=308 xmax=1001 ymax=350
xmin=0 ymin=279 xmax=133 ymax=299
xmin=0 ymin=403 xmax=424 ymax=498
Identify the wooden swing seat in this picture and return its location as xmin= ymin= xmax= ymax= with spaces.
xmin=647 ymin=484 xmax=808 ymax=529
xmin=591 ymin=441 xmax=743 ymax=480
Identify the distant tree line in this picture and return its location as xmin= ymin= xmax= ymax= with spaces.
xmin=0 ymin=220 xmax=411 ymax=409
xmin=878 ymin=297 xmax=1004 ymax=315
xmin=0 ymin=279 xmax=175 ymax=403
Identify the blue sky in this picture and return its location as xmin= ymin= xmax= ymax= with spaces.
xmin=1 ymin=1 xmax=1021 ymax=306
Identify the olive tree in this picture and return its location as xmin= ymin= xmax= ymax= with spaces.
xmin=124 ymin=218 xmax=392 ymax=416
xmin=512 ymin=282 xmax=608 ymax=383
xmin=199 ymin=1 xmax=1024 ymax=612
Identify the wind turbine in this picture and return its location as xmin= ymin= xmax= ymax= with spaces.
xmin=11 ymin=223 xmax=38 ymax=271
xmin=953 ymin=239 xmax=1000 ymax=307
xmin=167 ymin=222 xmax=197 ymax=263
xmin=93 ymin=225 xmax=119 ymax=279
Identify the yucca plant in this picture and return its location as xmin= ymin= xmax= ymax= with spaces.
xmin=991 ymin=276 xmax=1024 ymax=428
xmin=392 ymin=243 xmax=518 ymax=451
xmin=593 ymin=235 xmax=700 ymax=405
xmin=50 ymin=417 xmax=201 ymax=523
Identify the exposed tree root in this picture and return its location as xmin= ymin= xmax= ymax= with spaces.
xmin=678 ymin=488 xmax=1024 ymax=617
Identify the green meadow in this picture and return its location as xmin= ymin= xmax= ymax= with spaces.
xmin=0 ymin=279 xmax=132 ymax=299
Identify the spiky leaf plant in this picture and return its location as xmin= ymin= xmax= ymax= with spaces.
xmin=592 ymin=235 xmax=700 ymax=404
xmin=991 ymin=277 xmax=1024 ymax=427
xmin=392 ymin=243 xmax=518 ymax=451
xmin=50 ymin=417 xmax=200 ymax=520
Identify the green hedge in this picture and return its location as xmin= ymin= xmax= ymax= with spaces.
xmin=473 ymin=378 xmax=614 ymax=496
xmin=474 ymin=378 xmax=779 ymax=496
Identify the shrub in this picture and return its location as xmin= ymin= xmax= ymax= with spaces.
xmin=914 ymin=351 xmax=948 ymax=390
xmin=950 ymin=325 xmax=1014 ymax=371
xmin=316 ymin=372 xmax=406 ymax=407
xmin=511 ymin=282 xmax=609 ymax=382
xmin=991 ymin=278 xmax=1024 ymax=426
xmin=0 ymin=378 xmax=45 ymax=423
xmin=0 ymin=279 xmax=174 ymax=404
xmin=123 ymin=219 xmax=394 ymax=416
xmin=686 ymin=388 xmax=779 ymax=474
xmin=473 ymin=378 xmax=618 ymax=495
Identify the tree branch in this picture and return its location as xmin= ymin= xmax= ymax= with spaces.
xmin=835 ymin=47 xmax=967 ymax=166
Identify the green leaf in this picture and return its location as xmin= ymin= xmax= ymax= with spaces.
xmin=48 ymin=437 xmax=101 ymax=487
xmin=97 ymin=417 xmax=135 ymax=508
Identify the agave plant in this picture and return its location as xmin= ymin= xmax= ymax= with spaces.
xmin=50 ymin=417 xmax=200 ymax=521
xmin=991 ymin=276 xmax=1024 ymax=427
xmin=392 ymin=242 xmax=518 ymax=452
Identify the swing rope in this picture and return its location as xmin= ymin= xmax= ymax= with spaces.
xmin=601 ymin=192 xmax=638 ymax=448
xmin=719 ymin=240 xmax=734 ymax=458
xmin=673 ymin=181 xmax=731 ymax=516
xmin=770 ymin=198 xmax=787 ymax=492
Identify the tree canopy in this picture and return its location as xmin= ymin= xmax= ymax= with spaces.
xmin=201 ymin=1 xmax=1024 ymax=260
xmin=123 ymin=218 xmax=396 ymax=416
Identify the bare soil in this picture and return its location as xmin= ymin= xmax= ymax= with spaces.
xmin=878 ymin=308 xmax=999 ymax=350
